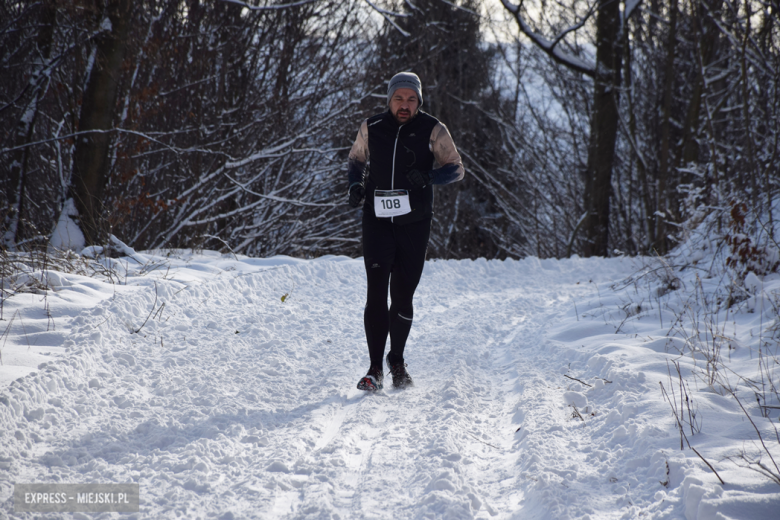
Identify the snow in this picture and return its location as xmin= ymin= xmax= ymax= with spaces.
xmin=99 ymin=17 xmax=112 ymax=33
xmin=49 ymin=199 xmax=85 ymax=253
xmin=1 ymin=247 xmax=779 ymax=519
xmin=624 ymin=0 xmax=642 ymax=20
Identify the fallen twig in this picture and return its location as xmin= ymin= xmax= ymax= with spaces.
xmin=564 ymin=374 xmax=593 ymax=387
xmin=465 ymin=431 xmax=502 ymax=450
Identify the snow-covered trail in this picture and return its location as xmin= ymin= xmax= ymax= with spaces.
xmin=4 ymin=253 xmax=776 ymax=519
xmin=0 ymin=256 xmax=625 ymax=519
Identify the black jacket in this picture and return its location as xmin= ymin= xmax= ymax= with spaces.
xmin=364 ymin=111 xmax=439 ymax=225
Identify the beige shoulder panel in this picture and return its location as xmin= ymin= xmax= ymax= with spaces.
xmin=348 ymin=120 xmax=370 ymax=163
xmin=430 ymin=123 xmax=464 ymax=173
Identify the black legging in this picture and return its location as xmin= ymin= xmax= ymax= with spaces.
xmin=362 ymin=214 xmax=431 ymax=368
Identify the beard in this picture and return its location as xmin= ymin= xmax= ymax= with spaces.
xmin=392 ymin=108 xmax=416 ymax=124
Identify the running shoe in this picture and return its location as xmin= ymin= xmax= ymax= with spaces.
xmin=386 ymin=354 xmax=413 ymax=388
xmin=356 ymin=365 xmax=384 ymax=391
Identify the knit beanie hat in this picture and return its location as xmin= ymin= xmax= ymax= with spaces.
xmin=387 ymin=72 xmax=423 ymax=106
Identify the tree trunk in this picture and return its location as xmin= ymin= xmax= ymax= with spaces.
xmin=676 ymin=1 xmax=723 ymax=181
xmin=583 ymin=0 xmax=623 ymax=257
xmin=2 ymin=0 xmax=56 ymax=250
xmin=70 ymin=0 xmax=132 ymax=245
xmin=655 ymin=0 xmax=678 ymax=254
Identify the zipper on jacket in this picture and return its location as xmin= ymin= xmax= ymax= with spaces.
xmin=390 ymin=124 xmax=404 ymax=223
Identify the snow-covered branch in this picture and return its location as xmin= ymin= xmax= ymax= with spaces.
xmin=500 ymin=0 xmax=596 ymax=77
xmin=219 ymin=0 xmax=319 ymax=10
xmin=363 ymin=0 xmax=411 ymax=37
xmin=436 ymin=0 xmax=482 ymax=18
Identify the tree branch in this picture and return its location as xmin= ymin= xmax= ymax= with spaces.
xmin=364 ymin=0 xmax=411 ymax=37
xmin=500 ymin=0 xmax=596 ymax=77
xmin=219 ymin=0 xmax=320 ymax=10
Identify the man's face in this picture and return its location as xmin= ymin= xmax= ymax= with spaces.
xmin=389 ymin=88 xmax=420 ymax=124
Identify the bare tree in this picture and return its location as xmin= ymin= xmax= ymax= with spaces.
xmin=69 ymin=0 xmax=133 ymax=245
xmin=104 ymin=0 xmax=377 ymax=256
xmin=1 ymin=0 xmax=58 ymax=249
xmin=500 ymin=0 xmax=638 ymax=257
xmin=1 ymin=0 xmax=379 ymax=257
xmin=2 ymin=0 xmax=776 ymax=263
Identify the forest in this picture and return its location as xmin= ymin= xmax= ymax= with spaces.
xmin=1 ymin=0 xmax=778 ymax=264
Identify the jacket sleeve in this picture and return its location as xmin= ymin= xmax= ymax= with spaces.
xmin=429 ymin=122 xmax=465 ymax=185
xmin=347 ymin=120 xmax=369 ymax=189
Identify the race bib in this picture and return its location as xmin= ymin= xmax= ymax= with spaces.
xmin=374 ymin=189 xmax=411 ymax=217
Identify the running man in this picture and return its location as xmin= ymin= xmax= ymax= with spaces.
xmin=347 ymin=72 xmax=465 ymax=391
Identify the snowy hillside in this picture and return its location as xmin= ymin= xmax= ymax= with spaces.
xmin=1 ymin=250 xmax=779 ymax=519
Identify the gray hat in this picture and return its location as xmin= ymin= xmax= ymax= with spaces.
xmin=387 ymin=72 xmax=423 ymax=106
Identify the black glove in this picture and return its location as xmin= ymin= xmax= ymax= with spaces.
xmin=348 ymin=183 xmax=365 ymax=208
xmin=406 ymin=169 xmax=433 ymax=188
